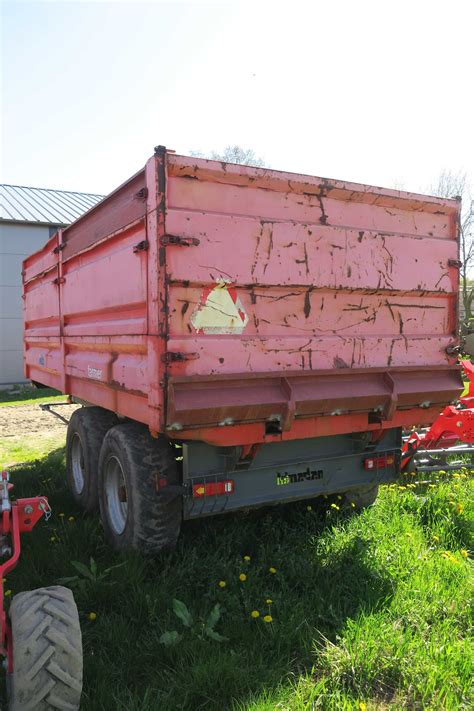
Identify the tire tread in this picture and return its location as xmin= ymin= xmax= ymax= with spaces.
xmin=9 ymin=586 xmax=82 ymax=710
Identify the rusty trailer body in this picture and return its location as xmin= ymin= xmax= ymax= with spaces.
xmin=22 ymin=147 xmax=463 ymax=548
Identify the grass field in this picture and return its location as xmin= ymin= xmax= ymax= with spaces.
xmin=0 ymin=386 xmax=63 ymax=407
xmin=1 ymin=396 xmax=472 ymax=710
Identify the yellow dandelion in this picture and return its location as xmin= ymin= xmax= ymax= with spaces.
xmin=218 ymin=580 xmax=226 ymax=588
xmin=50 ymin=536 xmax=57 ymax=543
xmin=59 ymin=513 xmax=65 ymax=518
xmin=4 ymin=590 xmax=12 ymax=597
xmin=244 ymin=555 xmax=251 ymax=562
xmin=460 ymin=549 xmax=469 ymax=558
xmin=441 ymin=551 xmax=458 ymax=564
xmin=251 ymin=610 xmax=260 ymax=618
xmin=268 ymin=567 xmax=277 ymax=574
xmin=432 ymin=535 xmax=440 ymax=542
xmin=68 ymin=516 xmax=75 ymax=522
xmin=330 ymin=503 xmax=340 ymax=510
xmin=456 ymin=503 xmax=464 ymax=514
xmin=88 ymin=612 xmax=97 ymax=621
xmin=266 ymin=599 xmax=273 ymax=604
xmin=239 ymin=573 xmax=247 ymax=582
xmin=263 ymin=614 xmax=273 ymax=623
xmin=359 ymin=703 xmax=367 ymax=711
xmin=306 ymin=505 xmax=312 ymax=511
xmin=337 ymin=495 xmax=342 ymax=500
xmin=351 ymin=502 xmax=356 ymax=508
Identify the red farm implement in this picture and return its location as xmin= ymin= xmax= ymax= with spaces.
xmin=0 ymin=471 xmax=82 ymax=709
xmin=402 ymin=360 xmax=474 ymax=473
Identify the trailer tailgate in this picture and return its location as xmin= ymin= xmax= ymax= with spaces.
xmin=164 ymin=155 xmax=461 ymax=432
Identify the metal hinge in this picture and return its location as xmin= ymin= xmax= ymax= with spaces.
xmin=135 ymin=187 xmax=148 ymax=201
xmin=448 ymin=259 xmax=462 ymax=268
xmin=162 ymin=352 xmax=200 ymax=364
xmin=53 ymin=243 xmax=66 ymax=254
xmin=53 ymin=277 xmax=65 ymax=285
xmin=133 ymin=240 xmax=149 ymax=253
xmin=161 ymin=234 xmax=200 ymax=247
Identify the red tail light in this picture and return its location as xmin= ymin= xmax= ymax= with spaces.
xmin=193 ymin=481 xmax=234 ymax=498
xmin=364 ymin=454 xmax=395 ymax=470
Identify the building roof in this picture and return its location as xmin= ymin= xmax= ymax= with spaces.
xmin=0 ymin=184 xmax=104 ymax=226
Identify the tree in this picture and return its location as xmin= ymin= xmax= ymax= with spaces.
xmin=430 ymin=170 xmax=473 ymax=328
xmin=190 ymin=145 xmax=267 ymax=167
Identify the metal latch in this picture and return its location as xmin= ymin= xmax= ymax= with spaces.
xmin=52 ymin=277 xmax=65 ymax=285
xmin=162 ymin=352 xmax=200 ymax=364
xmin=133 ymin=240 xmax=149 ymax=253
xmin=135 ymin=187 xmax=148 ymax=201
xmin=161 ymin=235 xmax=200 ymax=247
xmin=446 ymin=343 xmax=461 ymax=356
xmin=53 ymin=243 xmax=66 ymax=254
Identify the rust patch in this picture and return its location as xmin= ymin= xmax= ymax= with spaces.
xmin=316 ymin=194 xmax=328 ymax=225
xmin=304 ymin=289 xmax=312 ymax=318
xmin=295 ymin=242 xmax=309 ymax=276
xmin=387 ymin=339 xmax=395 ymax=366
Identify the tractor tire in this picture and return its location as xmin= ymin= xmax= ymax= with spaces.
xmin=98 ymin=422 xmax=182 ymax=554
xmin=66 ymin=406 xmax=118 ymax=512
xmin=8 ymin=586 xmax=82 ymax=711
xmin=344 ymin=484 xmax=379 ymax=510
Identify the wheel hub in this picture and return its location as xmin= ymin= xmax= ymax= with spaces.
xmin=104 ymin=455 xmax=128 ymax=535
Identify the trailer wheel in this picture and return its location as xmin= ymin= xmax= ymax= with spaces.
xmin=344 ymin=484 xmax=379 ymax=510
xmin=66 ymin=406 xmax=118 ymax=512
xmin=98 ymin=423 xmax=182 ymax=554
xmin=8 ymin=586 xmax=82 ymax=711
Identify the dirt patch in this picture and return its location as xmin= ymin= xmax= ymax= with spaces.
xmin=0 ymin=403 xmax=79 ymax=440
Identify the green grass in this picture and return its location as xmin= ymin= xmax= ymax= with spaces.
xmin=4 ymin=447 xmax=472 ymax=710
xmin=0 ymin=386 xmax=64 ymax=407
xmin=0 ymin=434 xmax=66 ymax=465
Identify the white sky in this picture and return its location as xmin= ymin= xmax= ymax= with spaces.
xmin=1 ymin=0 xmax=473 ymax=197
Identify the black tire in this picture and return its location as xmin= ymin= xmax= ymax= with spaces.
xmin=98 ymin=422 xmax=182 ymax=554
xmin=8 ymin=586 xmax=82 ymax=710
xmin=344 ymin=484 xmax=379 ymax=510
xmin=66 ymin=406 xmax=118 ymax=512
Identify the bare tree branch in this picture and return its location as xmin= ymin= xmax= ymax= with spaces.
xmin=430 ymin=170 xmax=473 ymax=327
xmin=190 ymin=145 xmax=267 ymax=168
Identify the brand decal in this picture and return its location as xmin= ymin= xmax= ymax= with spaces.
xmin=87 ymin=366 xmax=103 ymax=380
xmin=276 ymin=467 xmax=323 ymax=486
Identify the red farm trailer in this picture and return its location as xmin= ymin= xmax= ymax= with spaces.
xmin=22 ymin=146 xmax=463 ymax=554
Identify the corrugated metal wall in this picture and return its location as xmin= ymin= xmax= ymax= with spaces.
xmin=0 ymin=223 xmax=52 ymax=385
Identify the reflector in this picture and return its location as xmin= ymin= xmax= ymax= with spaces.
xmin=193 ymin=481 xmax=234 ymax=498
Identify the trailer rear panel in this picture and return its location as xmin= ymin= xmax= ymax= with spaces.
xmin=23 ymin=148 xmax=462 ymax=445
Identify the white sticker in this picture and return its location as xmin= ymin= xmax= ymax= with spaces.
xmin=87 ymin=366 xmax=103 ymax=380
